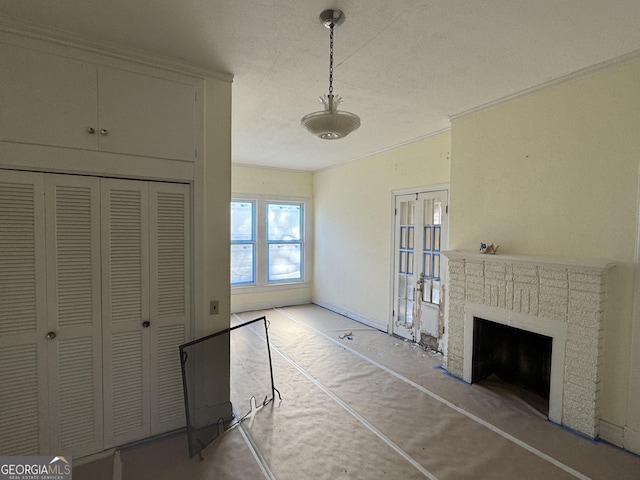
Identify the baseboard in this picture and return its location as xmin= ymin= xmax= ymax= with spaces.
xmin=312 ymin=300 xmax=389 ymax=332
xmin=624 ymin=426 xmax=640 ymax=455
xmin=599 ymin=420 xmax=625 ymax=448
xmin=231 ymin=297 xmax=311 ymax=314
xmin=74 ymin=447 xmax=115 ymax=466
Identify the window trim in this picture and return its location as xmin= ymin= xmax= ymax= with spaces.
xmin=230 ymin=200 xmax=256 ymax=285
xmin=231 ymin=194 xmax=310 ymax=291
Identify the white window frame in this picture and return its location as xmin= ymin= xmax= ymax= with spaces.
xmin=231 ymin=194 xmax=310 ymax=291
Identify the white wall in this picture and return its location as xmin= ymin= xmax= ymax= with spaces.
xmin=202 ymin=77 xmax=232 ymax=333
xmin=312 ymin=134 xmax=451 ymax=328
xmin=231 ymin=165 xmax=313 ymax=312
xmin=449 ymin=57 xmax=640 ymax=439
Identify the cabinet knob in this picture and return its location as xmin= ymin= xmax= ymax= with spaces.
xmin=142 ymin=321 xmax=151 ymax=328
xmin=87 ymin=127 xmax=96 ymax=134
xmin=100 ymin=129 xmax=109 ymax=135
xmin=46 ymin=331 xmax=57 ymax=340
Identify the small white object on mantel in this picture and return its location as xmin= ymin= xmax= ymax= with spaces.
xmin=479 ymin=243 xmax=499 ymax=254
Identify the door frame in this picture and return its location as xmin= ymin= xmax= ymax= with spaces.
xmin=388 ymin=184 xmax=450 ymax=341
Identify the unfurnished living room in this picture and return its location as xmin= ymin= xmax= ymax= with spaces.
xmin=1 ymin=1 xmax=640 ymax=479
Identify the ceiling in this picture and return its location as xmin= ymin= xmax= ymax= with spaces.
xmin=2 ymin=1 xmax=640 ymax=172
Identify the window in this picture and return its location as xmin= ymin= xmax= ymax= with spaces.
xmin=231 ymin=197 xmax=307 ymax=288
xmin=230 ymin=201 xmax=255 ymax=284
xmin=266 ymin=203 xmax=302 ymax=282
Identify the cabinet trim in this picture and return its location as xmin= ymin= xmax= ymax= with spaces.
xmin=0 ymin=19 xmax=233 ymax=82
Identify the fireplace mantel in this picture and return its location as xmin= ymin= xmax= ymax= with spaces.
xmin=443 ymin=250 xmax=616 ymax=272
xmin=442 ymin=250 xmax=616 ymax=439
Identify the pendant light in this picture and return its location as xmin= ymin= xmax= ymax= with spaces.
xmin=301 ymin=9 xmax=360 ymax=140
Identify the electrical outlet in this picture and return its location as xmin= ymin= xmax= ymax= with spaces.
xmin=209 ymin=300 xmax=219 ymax=315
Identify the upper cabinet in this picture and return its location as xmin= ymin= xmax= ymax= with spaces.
xmin=0 ymin=42 xmax=198 ymax=162
xmin=98 ymin=66 xmax=196 ymax=161
xmin=0 ymin=43 xmax=99 ymax=150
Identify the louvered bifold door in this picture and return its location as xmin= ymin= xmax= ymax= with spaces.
xmin=44 ymin=174 xmax=103 ymax=457
xmin=149 ymin=182 xmax=191 ymax=435
xmin=101 ymin=179 xmax=151 ymax=448
xmin=0 ymin=170 xmax=49 ymax=455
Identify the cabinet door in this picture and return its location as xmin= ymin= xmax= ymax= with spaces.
xmin=98 ymin=66 xmax=196 ymax=161
xmin=149 ymin=182 xmax=190 ymax=435
xmin=101 ymin=179 xmax=151 ymax=448
xmin=0 ymin=43 xmax=98 ymax=149
xmin=44 ymin=175 xmax=103 ymax=457
xmin=0 ymin=170 xmax=49 ymax=455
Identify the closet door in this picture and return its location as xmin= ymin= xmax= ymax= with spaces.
xmin=0 ymin=171 xmax=49 ymax=455
xmin=149 ymin=183 xmax=191 ymax=434
xmin=102 ymin=180 xmax=191 ymax=446
xmin=44 ymin=175 xmax=103 ymax=456
xmin=101 ymin=179 xmax=151 ymax=448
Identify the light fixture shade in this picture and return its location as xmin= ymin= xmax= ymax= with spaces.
xmin=301 ymin=109 xmax=361 ymax=140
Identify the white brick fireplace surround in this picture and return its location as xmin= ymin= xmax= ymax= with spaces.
xmin=442 ymin=251 xmax=615 ymax=439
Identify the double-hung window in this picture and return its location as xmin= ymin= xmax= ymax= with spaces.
xmin=230 ymin=201 xmax=255 ymax=284
xmin=231 ymin=197 xmax=307 ymax=287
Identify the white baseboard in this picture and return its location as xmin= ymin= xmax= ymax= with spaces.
xmin=624 ymin=426 xmax=640 ymax=455
xmin=231 ymin=297 xmax=311 ymax=314
xmin=74 ymin=447 xmax=115 ymax=465
xmin=312 ymin=299 xmax=389 ymax=332
xmin=599 ymin=420 xmax=625 ymax=448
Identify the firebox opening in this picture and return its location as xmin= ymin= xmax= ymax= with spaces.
xmin=472 ymin=317 xmax=552 ymax=416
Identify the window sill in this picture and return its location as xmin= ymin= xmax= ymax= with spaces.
xmin=231 ymin=281 xmax=310 ymax=294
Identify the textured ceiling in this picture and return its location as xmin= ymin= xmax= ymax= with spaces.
xmin=2 ymin=1 xmax=640 ymax=171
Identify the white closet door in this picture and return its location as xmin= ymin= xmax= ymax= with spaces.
xmin=149 ymin=183 xmax=191 ymax=434
xmin=44 ymin=175 xmax=103 ymax=456
xmin=0 ymin=170 xmax=49 ymax=455
xmin=101 ymin=179 xmax=151 ymax=448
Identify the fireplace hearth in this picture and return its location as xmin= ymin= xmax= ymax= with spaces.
xmin=442 ymin=250 xmax=614 ymax=439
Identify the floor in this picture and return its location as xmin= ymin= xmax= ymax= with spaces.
xmin=75 ymin=304 xmax=640 ymax=479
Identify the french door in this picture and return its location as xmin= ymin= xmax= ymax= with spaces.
xmin=392 ymin=190 xmax=448 ymax=344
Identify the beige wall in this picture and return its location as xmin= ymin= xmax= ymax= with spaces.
xmin=201 ymin=78 xmax=233 ymax=333
xmin=188 ymin=77 xmax=233 ymax=419
xmin=450 ymin=58 xmax=640 ymax=430
xmin=312 ymin=133 xmax=451 ymax=327
xmin=231 ymin=165 xmax=313 ymax=312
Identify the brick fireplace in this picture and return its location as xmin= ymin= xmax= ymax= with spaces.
xmin=442 ymin=251 xmax=615 ymax=438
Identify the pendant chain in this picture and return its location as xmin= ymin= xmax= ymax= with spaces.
xmin=328 ymin=24 xmax=334 ymax=96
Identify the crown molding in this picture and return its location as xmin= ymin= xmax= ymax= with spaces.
xmin=232 ymin=162 xmax=313 ymax=175
xmin=449 ymin=49 xmax=640 ymax=122
xmin=0 ymin=16 xmax=233 ymax=82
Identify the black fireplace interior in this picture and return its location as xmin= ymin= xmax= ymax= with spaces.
xmin=472 ymin=317 xmax=552 ymax=399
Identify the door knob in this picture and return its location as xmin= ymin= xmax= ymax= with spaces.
xmin=100 ymin=129 xmax=109 ymax=135
xmin=46 ymin=331 xmax=57 ymax=340
xmin=87 ymin=127 xmax=96 ymax=134
xmin=142 ymin=321 xmax=151 ymax=328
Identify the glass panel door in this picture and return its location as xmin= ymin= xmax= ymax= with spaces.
xmin=393 ymin=190 xmax=448 ymax=343
xmin=394 ymin=197 xmax=416 ymax=340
